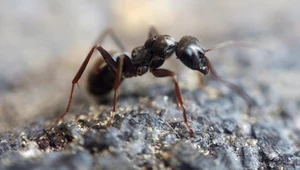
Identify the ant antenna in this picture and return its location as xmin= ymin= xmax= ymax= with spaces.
xmin=207 ymin=56 xmax=256 ymax=109
xmin=205 ymin=41 xmax=259 ymax=52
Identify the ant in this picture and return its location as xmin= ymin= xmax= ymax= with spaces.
xmin=50 ymin=26 xmax=255 ymax=137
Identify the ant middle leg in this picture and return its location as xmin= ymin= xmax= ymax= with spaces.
xmin=96 ymin=47 xmax=137 ymax=126
xmin=107 ymin=55 xmax=124 ymax=126
xmin=151 ymin=68 xmax=195 ymax=137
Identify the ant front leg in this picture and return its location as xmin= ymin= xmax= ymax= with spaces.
xmin=151 ymin=68 xmax=195 ymax=137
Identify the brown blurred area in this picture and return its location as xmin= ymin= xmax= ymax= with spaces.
xmin=0 ymin=0 xmax=299 ymax=132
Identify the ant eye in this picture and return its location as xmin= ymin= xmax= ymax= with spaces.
xmin=200 ymin=57 xmax=208 ymax=66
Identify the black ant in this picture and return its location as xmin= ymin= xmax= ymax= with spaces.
xmin=51 ymin=26 xmax=255 ymax=137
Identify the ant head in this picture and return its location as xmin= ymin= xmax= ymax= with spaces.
xmin=176 ymin=36 xmax=209 ymax=75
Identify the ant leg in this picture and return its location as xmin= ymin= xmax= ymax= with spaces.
xmin=205 ymin=57 xmax=256 ymax=111
xmin=95 ymin=28 xmax=127 ymax=52
xmin=107 ymin=55 xmax=124 ymax=126
xmin=50 ymin=45 xmax=120 ymax=129
xmin=149 ymin=26 xmax=160 ymax=37
xmin=50 ymin=45 xmax=100 ymax=129
xmin=151 ymin=68 xmax=195 ymax=137
xmin=97 ymin=46 xmax=137 ymax=126
xmin=96 ymin=46 xmax=137 ymax=76
xmin=106 ymin=55 xmax=136 ymax=126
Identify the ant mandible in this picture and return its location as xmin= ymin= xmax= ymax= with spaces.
xmin=51 ymin=26 xmax=255 ymax=137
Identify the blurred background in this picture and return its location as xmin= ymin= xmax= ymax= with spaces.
xmin=0 ymin=0 xmax=299 ymax=132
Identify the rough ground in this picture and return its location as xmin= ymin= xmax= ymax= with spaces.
xmin=1 ymin=1 xmax=300 ymax=170
xmin=1 ymin=61 xmax=300 ymax=170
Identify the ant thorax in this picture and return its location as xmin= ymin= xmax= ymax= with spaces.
xmin=131 ymin=46 xmax=152 ymax=67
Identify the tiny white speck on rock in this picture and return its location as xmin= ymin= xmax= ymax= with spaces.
xmin=20 ymin=141 xmax=43 ymax=158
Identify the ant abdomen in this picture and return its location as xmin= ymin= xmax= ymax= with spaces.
xmin=87 ymin=58 xmax=123 ymax=98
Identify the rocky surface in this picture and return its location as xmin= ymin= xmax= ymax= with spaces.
xmin=1 ymin=76 xmax=300 ymax=169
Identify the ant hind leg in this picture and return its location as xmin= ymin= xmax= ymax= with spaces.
xmin=49 ymin=45 xmax=101 ymax=129
xmin=96 ymin=28 xmax=127 ymax=52
xmin=149 ymin=26 xmax=160 ymax=38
